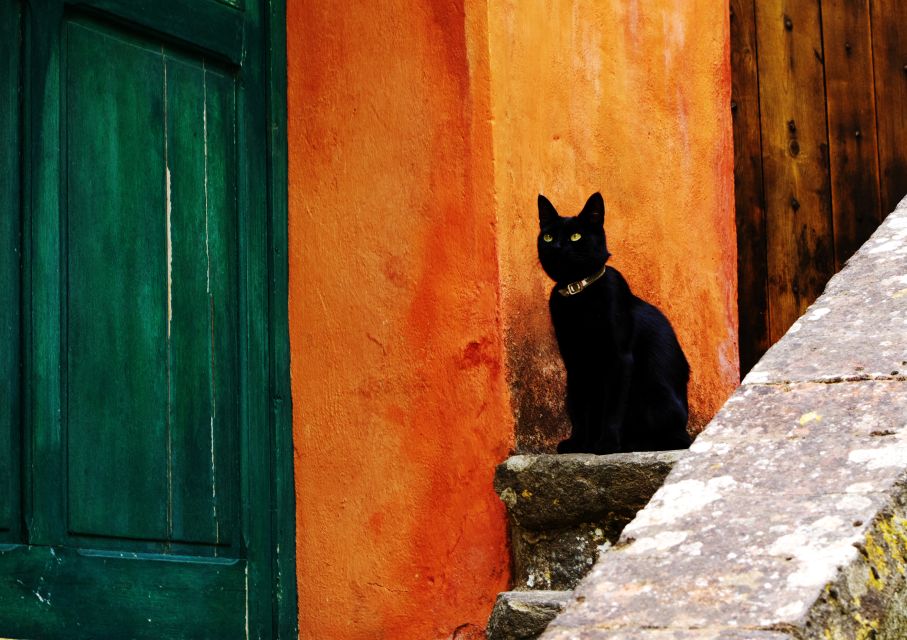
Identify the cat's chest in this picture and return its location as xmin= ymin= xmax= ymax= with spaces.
xmin=550 ymin=292 xmax=614 ymax=351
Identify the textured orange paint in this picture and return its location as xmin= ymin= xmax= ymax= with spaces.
xmin=488 ymin=0 xmax=739 ymax=450
xmin=288 ymin=0 xmax=737 ymax=636
xmin=287 ymin=1 xmax=512 ymax=639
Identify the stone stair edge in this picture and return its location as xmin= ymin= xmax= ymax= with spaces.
xmin=494 ymin=450 xmax=686 ymax=529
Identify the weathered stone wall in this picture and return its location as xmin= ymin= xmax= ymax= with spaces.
xmin=542 ymin=196 xmax=907 ymax=639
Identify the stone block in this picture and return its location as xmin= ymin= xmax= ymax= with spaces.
xmin=494 ymin=451 xmax=683 ymax=590
xmin=486 ymin=590 xmax=571 ymax=640
xmin=511 ymin=524 xmax=610 ymax=591
xmin=495 ymin=452 xmax=683 ymax=530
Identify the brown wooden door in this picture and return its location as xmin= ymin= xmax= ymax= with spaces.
xmin=731 ymin=0 xmax=907 ymax=373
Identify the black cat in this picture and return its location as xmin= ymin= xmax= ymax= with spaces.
xmin=537 ymin=192 xmax=691 ymax=454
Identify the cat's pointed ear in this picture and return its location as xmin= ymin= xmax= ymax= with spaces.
xmin=538 ymin=194 xmax=559 ymax=226
xmin=579 ymin=192 xmax=605 ymax=227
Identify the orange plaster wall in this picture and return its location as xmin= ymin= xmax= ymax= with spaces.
xmin=287 ymin=0 xmax=738 ymax=636
xmin=488 ymin=0 xmax=739 ymax=450
xmin=286 ymin=1 xmax=513 ymax=639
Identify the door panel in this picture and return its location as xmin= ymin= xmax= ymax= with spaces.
xmin=65 ymin=17 xmax=240 ymax=552
xmin=66 ymin=19 xmax=171 ymax=541
xmin=165 ymin=55 xmax=239 ymax=549
xmin=0 ymin=0 xmax=290 ymax=636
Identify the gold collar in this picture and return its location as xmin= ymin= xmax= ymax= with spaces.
xmin=558 ymin=264 xmax=607 ymax=297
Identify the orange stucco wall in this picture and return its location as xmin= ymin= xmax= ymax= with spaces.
xmin=287 ymin=1 xmax=512 ymax=638
xmin=488 ymin=0 xmax=739 ymax=450
xmin=288 ymin=1 xmax=736 ymax=638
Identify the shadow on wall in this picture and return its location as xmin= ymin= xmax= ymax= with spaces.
xmin=508 ymin=320 xmax=571 ymax=452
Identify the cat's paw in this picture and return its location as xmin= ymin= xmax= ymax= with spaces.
xmin=592 ymin=439 xmax=621 ymax=455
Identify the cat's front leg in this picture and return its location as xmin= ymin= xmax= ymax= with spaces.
xmin=558 ymin=382 xmax=589 ymax=453
xmin=593 ymin=353 xmax=633 ymax=454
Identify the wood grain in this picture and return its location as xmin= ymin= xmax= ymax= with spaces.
xmin=755 ymin=0 xmax=835 ymax=343
xmin=0 ymin=1 xmax=20 ymax=541
xmin=65 ymin=21 xmax=170 ymax=541
xmin=822 ymin=0 xmax=882 ymax=268
xmin=730 ymin=0 xmax=770 ymax=374
xmin=871 ymin=0 xmax=907 ymax=214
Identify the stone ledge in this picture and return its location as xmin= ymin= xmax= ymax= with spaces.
xmin=495 ymin=452 xmax=683 ymax=530
xmin=543 ymin=629 xmax=794 ymax=640
xmin=542 ymin=198 xmax=907 ymax=639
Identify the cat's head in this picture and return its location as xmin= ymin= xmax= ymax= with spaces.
xmin=537 ymin=192 xmax=610 ymax=284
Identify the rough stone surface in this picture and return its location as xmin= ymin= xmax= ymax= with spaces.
xmin=486 ymin=590 xmax=572 ymax=640
xmin=542 ymin=198 xmax=907 ymax=639
xmin=544 ymin=630 xmax=793 ymax=640
xmin=495 ymin=452 xmax=683 ymax=530
xmin=511 ymin=524 xmax=610 ymax=590
xmin=495 ymin=451 xmax=683 ymax=590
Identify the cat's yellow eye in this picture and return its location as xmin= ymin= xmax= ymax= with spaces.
xmin=570 ymin=232 xmax=582 ymax=241
xmin=542 ymin=234 xmax=553 ymax=243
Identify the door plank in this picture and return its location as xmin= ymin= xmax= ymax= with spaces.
xmin=755 ymin=0 xmax=835 ymax=343
xmin=203 ymin=66 xmax=241 ymax=548
xmin=166 ymin=55 xmax=219 ymax=546
xmin=730 ymin=0 xmax=770 ymax=374
xmin=65 ymin=21 xmax=169 ymax=540
xmin=871 ymin=0 xmax=907 ymax=213
xmin=822 ymin=0 xmax=883 ymax=268
xmin=0 ymin=2 xmax=21 ymax=540
xmin=166 ymin=55 xmax=238 ymax=548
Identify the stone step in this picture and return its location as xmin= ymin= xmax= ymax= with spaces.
xmin=485 ymin=590 xmax=572 ymax=640
xmin=494 ymin=451 xmax=683 ymax=590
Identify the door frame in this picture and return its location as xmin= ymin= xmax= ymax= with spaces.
xmin=264 ymin=0 xmax=298 ymax=636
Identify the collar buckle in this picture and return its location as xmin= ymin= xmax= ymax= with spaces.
xmin=558 ymin=264 xmax=608 ymax=297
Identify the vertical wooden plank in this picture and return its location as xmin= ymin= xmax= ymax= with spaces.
xmin=166 ymin=56 xmax=239 ymax=547
xmin=166 ymin=55 xmax=219 ymax=546
xmin=871 ymin=0 xmax=907 ymax=214
xmin=65 ymin=22 xmax=169 ymax=540
xmin=755 ymin=0 xmax=835 ymax=343
xmin=27 ymin=0 xmax=66 ymax=545
xmin=0 ymin=1 xmax=21 ymax=540
xmin=822 ymin=0 xmax=883 ymax=268
xmin=730 ymin=0 xmax=770 ymax=374
xmin=203 ymin=66 xmax=240 ymax=548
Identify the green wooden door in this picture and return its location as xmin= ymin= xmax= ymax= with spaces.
xmin=0 ymin=1 xmax=295 ymax=637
